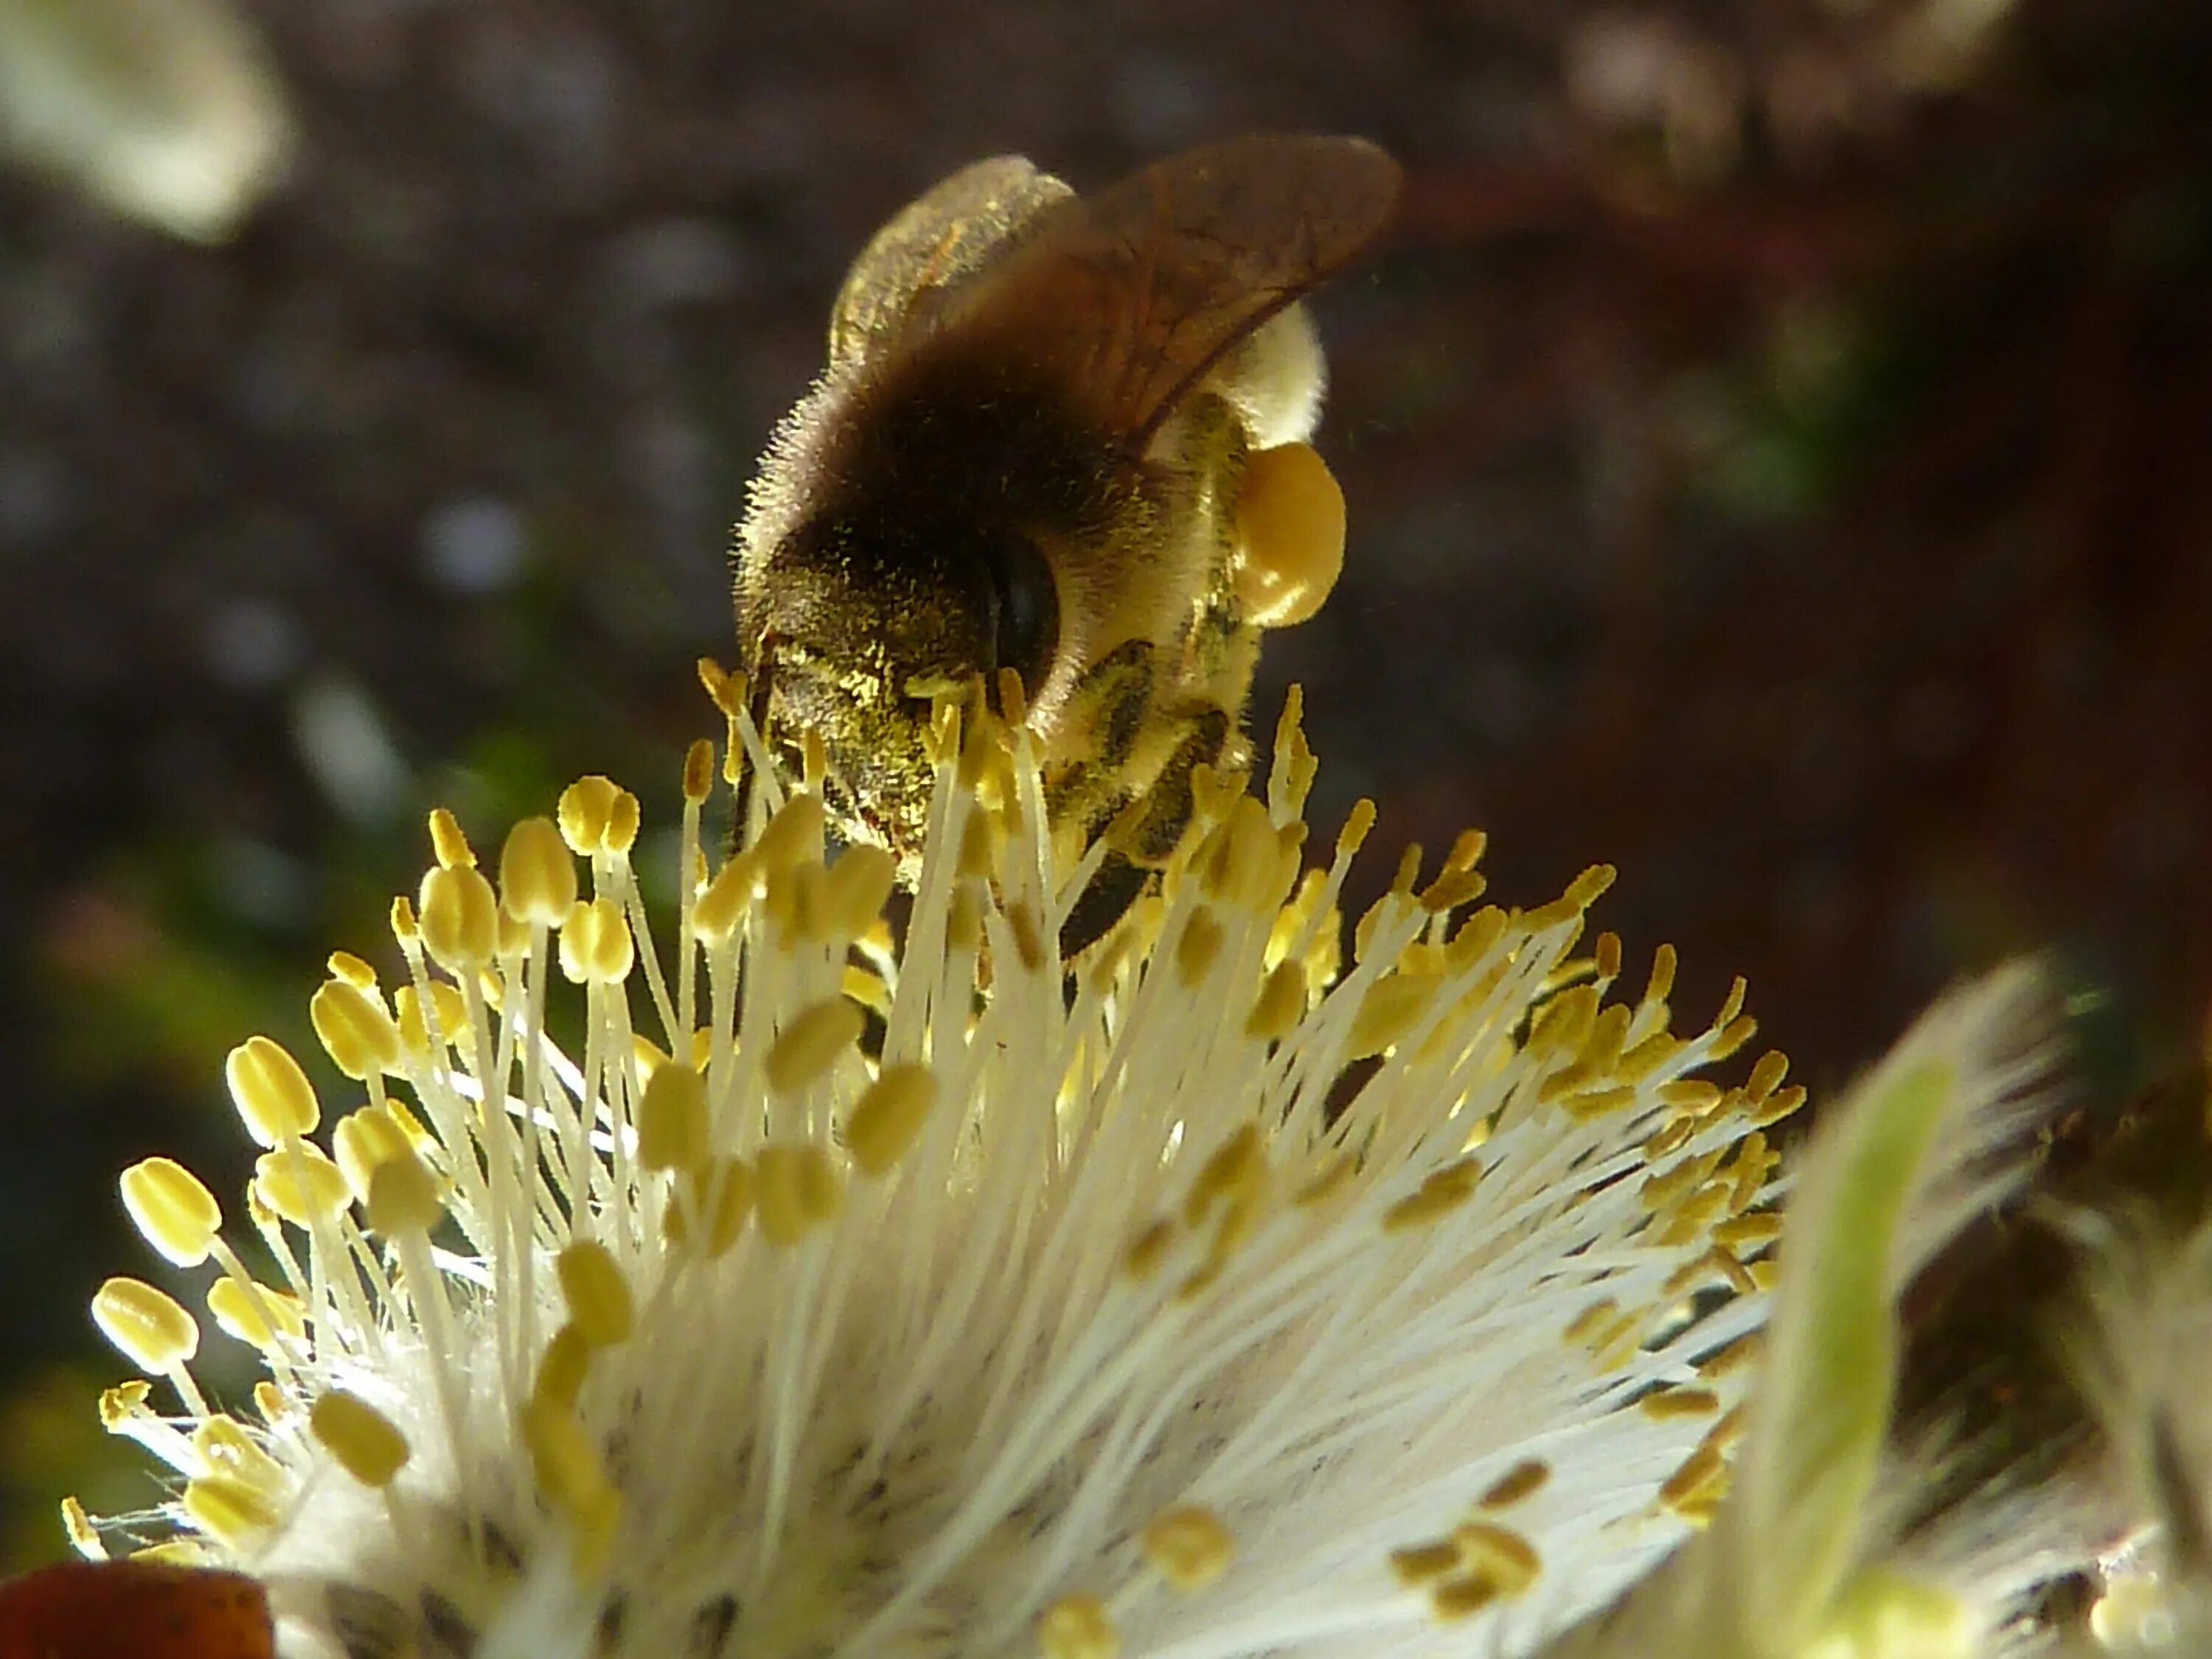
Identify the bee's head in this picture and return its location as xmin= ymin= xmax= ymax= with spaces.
xmin=742 ymin=505 xmax=1060 ymax=863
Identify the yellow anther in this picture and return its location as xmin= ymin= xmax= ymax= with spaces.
xmin=765 ymin=998 xmax=863 ymax=1096
xmin=1234 ymin=441 xmax=1344 ymax=628
xmin=97 ymin=1379 xmax=151 ymax=1428
xmin=947 ymin=882 xmax=984 ymax=959
xmin=119 ymin=1158 xmax=221 ymax=1268
xmin=1039 ymin=1595 xmax=1118 ymax=1659
xmin=206 ymin=1278 xmax=305 ymax=1352
xmin=1390 ymin=1542 xmax=1461 ymax=1585
xmin=665 ymin=1158 xmax=754 ymax=1258
xmin=1745 ymin=1048 xmax=1790 ymax=1103
xmin=603 ymin=787 xmax=641 ymax=855
xmin=532 ymin=1323 xmax=591 ymax=1411
xmin=332 ymin=1106 xmax=413 ymax=1204
xmin=1453 ymin=1522 xmax=1540 ymax=1595
xmin=327 ymin=950 xmax=378 ymax=989
xmin=696 ymin=655 xmax=737 ymax=713
xmin=638 ymin=1062 xmax=709 ymax=1173
xmin=389 ymin=894 xmax=420 ymax=944
xmin=1349 ymin=971 xmax=1439 ymax=1059
xmin=692 ymin=852 xmax=757 ymax=944
xmin=1660 ymin=1444 xmax=1727 ymax=1511
xmin=1175 ymin=907 xmax=1226 ymax=986
xmin=558 ymin=897 xmax=634 ymax=985
xmin=756 ymin=1142 xmax=841 ymax=1245
xmin=845 ymin=1065 xmax=939 ymax=1178
xmin=427 ymin=807 xmax=476 ymax=871
xmin=254 ymin=1146 xmax=351 ymax=1225
xmin=1751 ymin=1084 xmax=1808 ymax=1127
xmin=1292 ymin=1155 xmax=1354 ymax=1208
xmin=182 ymin=1474 xmax=279 ymax=1549
xmin=1640 ymin=1386 xmax=1722 ymax=1420
xmin=1479 ymin=1459 xmax=1551 ymax=1509
xmin=226 ymin=1035 xmax=321 ymax=1147
xmin=843 ymin=963 xmax=893 ymax=1017
xmin=366 ymin=1154 xmax=445 ymax=1236
xmin=60 ymin=1495 xmax=100 ymax=1558
xmin=956 ymin=811 xmax=995 ymax=882
xmin=310 ymin=980 xmax=402 ymax=1083
xmin=1711 ymin=1015 xmax=1759 ymax=1061
xmin=752 ymin=793 xmax=826 ymax=874
xmin=762 ymin=860 xmax=827 ymax=945
xmin=419 ymin=864 xmax=498 ymax=972
xmin=824 ymin=844 xmax=897 ymax=939
xmin=801 ymin=728 xmax=829 ymax=793
xmin=1660 ymin=1079 xmax=1725 ymax=1115
xmin=557 ymin=1242 xmax=635 ymax=1348
xmin=499 ymin=817 xmax=578 ymax=925
xmin=311 ymin=1390 xmax=411 ymax=1488
xmin=557 ymin=776 xmax=623 ymax=855
xmin=520 ymin=1395 xmax=613 ymax=1525
xmin=1381 ymin=1158 xmax=1483 ymax=1233
xmin=1142 ymin=1504 xmax=1235 ymax=1590
xmin=996 ymin=664 xmax=1030 ymax=726
xmin=1245 ymin=960 xmax=1306 ymax=1040
xmin=192 ymin=1416 xmax=285 ymax=1491
xmin=1183 ymin=1125 xmax=1262 ymax=1228
xmin=1714 ymin=1211 xmax=1784 ymax=1248
xmin=1009 ymin=900 xmax=1047 ymax=974
xmin=683 ymin=739 xmax=715 ymax=803
xmin=394 ymin=981 xmax=469 ymax=1054
xmin=1123 ymin=1218 xmax=1176 ymax=1280
xmin=1335 ymin=797 xmax=1377 ymax=861
xmin=93 ymin=1277 xmax=199 ymax=1371
xmin=1430 ymin=1575 xmax=1500 ymax=1621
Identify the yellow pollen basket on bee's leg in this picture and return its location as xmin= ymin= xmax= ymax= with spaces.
xmin=1233 ymin=441 xmax=1346 ymax=630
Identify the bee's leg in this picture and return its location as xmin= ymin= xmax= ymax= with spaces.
xmin=1056 ymin=700 xmax=1246 ymax=962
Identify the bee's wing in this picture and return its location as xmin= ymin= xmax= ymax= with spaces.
xmin=928 ymin=134 xmax=1402 ymax=448
xmin=828 ymin=156 xmax=1075 ymax=372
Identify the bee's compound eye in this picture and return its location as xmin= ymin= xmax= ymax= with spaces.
xmin=981 ymin=528 xmax=1060 ymax=699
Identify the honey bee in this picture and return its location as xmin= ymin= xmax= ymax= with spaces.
xmin=733 ymin=134 xmax=1402 ymax=953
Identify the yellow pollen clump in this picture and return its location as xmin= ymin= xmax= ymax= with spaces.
xmin=226 ymin=1035 xmax=320 ymax=1147
xmin=419 ymin=863 xmax=499 ymax=972
xmin=560 ymin=897 xmax=635 ymax=985
xmin=252 ymin=1146 xmax=350 ymax=1225
xmin=557 ymin=1242 xmax=635 ymax=1348
xmin=309 ymin=980 xmax=402 ymax=1082
xmin=1039 ymin=1595 xmax=1119 ymax=1659
xmin=499 ymin=816 xmax=579 ymax=925
xmin=756 ymin=1142 xmax=841 ymax=1245
xmin=1142 ymin=1504 xmax=1237 ymax=1589
xmin=119 ymin=1158 xmax=222 ymax=1268
xmin=638 ymin=1061 xmax=710 ymax=1172
xmin=1234 ymin=439 xmax=1344 ymax=629
xmin=765 ymin=998 xmax=863 ymax=1096
xmin=206 ymin=1278 xmax=304 ymax=1353
xmin=844 ymin=1065 xmax=939 ymax=1178
xmin=310 ymin=1390 xmax=411 ymax=1489
xmin=93 ymin=1277 xmax=199 ymax=1371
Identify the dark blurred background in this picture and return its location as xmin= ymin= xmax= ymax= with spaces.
xmin=2 ymin=0 xmax=2206 ymax=1568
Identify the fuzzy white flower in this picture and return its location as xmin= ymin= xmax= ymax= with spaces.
xmin=79 ymin=675 xmax=1799 ymax=1659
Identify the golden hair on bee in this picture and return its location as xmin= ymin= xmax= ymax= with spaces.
xmin=733 ymin=133 xmax=1401 ymax=956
